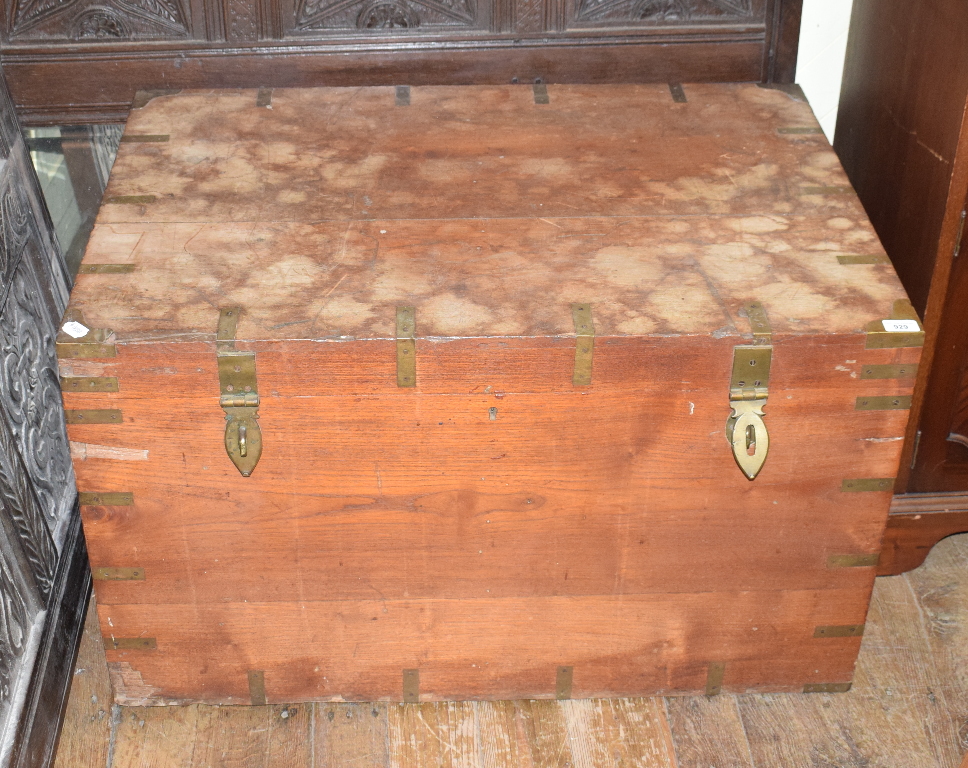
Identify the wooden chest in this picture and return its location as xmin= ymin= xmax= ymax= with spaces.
xmin=60 ymin=83 xmax=921 ymax=705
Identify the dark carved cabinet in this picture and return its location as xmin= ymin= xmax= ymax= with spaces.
xmin=0 ymin=71 xmax=87 ymax=768
xmin=0 ymin=0 xmax=802 ymax=123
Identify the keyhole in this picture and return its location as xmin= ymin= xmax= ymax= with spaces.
xmin=746 ymin=423 xmax=756 ymax=456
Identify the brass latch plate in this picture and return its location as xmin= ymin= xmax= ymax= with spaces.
xmin=727 ymin=302 xmax=773 ymax=480
xmin=217 ymin=308 xmax=262 ymax=477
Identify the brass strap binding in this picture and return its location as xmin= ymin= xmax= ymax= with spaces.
xmin=727 ymin=302 xmax=773 ymax=480
xmin=216 ymin=308 xmax=262 ymax=477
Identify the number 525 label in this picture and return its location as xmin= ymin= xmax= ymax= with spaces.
xmin=882 ymin=320 xmax=920 ymax=333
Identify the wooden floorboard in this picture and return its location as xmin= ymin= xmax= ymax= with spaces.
xmin=55 ymin=535 xmax=968 ymax=768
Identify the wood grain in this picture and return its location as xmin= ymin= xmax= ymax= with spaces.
xmin=315 ymin=703 xmax=389 ymax=768
xmin=663 ymin=695 xmax=755 ymax=768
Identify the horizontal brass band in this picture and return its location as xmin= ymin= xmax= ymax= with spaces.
xmin=56 ymin=342 xmax=116 ymax=359
xmin=77 ymin=264 xmax=136 ymax=274
xmin=94 ymin=567 xmax=145 ymax=581
xmin=800 ymin=185 xmax=852 ymax=195
xmin=837 ymin=254 xmax=890 ymax=265
xmin=803 ymin=682 xmax=852 ymax=694
xmin=827 ymin=554 xmax=880 ymax=568
xmin=855 ymin=396 xmax=912 ymax=411
xmin=79 ymin=492 xmax=133 ymax=506
xmin=841 ymin=478 xmax=894 ymax=493
xmin=106 ymin=637 xmax=156 ymax=650
xmin=814 ymin=625 xmax=865 ymax=639
xmin=860 ymin=364 xmax=917 ymax=380
xmin=60 ymin=376 xmax=119 ymax=392
xmin=105 ymin=195 xmax=156 ymax=205
xmin=119 ymin=134 xmax=169 ymax=143
xmin=777 ymin=126 xmax=824 ymax=134
xmin=65 ymin=409 xmax=122 ymax=424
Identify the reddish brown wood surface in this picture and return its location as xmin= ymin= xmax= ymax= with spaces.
xmin=64 ymin=84 xmax=917 ymax=703
xmin=878 ymin=493 xmax=968 ymax=575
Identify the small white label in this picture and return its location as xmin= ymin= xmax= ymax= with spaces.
xmin=61 ymin=321 xmax=89 ymax=339
xmin=882 ymin=319 xmax=920 ymax=333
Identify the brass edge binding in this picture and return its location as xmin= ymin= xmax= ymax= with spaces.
xmin=860 ymin=364 xmax=917 ymax=380
xmin=865 ymin=299 xmax=924 ymax=349
xmin=814 ymin=625 xmax=865 ymax=638
xmin=216 ymin=308 xmax=262 ymax=477
xmin=841 ymin=478 xmax=894 ymax=493
xmin=65 ymin=409 xmax=121 ymax=424
xmin=855 ymin=395 xmax=912 ymax=411
xmin=804 ymin=682 xmax=852 ymax=694
xmin=827 ymin=554 xmax=880 ymax=568
xmin=106 ymin=637 xmax=157 ymax=650
xmin=572 ymin=303 xmax=594 ymax=387
xmin=78 ymin=492 xmax=133 ymax=506
xmin=61 ymin=377 xmax=119 ymax=392
xmin=396 ymin=307 xmax=416 ymax=387
xmin=248 ymin=671 xmax=268 ymax=705
xmin=836 ymin=254 xmax=890 ymax=265
xmin=56 ymin=309 xmax=117 ymax=359
xmin=705 ymin=662 xmax=725 ymax=696
xmin=669 ymin=83 xmax=687 ymax=103
xmin=726 ymin=302 xmax=772 ymax=480
xmin=94 ymin=567 xmax=145 ymax=581
xmin=402 ymin=669 xmax=420 ymax=703
xmin=555 ymin=666 xmax=573 ymax=700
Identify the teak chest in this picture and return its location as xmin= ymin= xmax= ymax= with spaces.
xmin=61 ymin=84 xmax=920 ymax=705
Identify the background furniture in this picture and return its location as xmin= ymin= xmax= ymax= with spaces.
xmin=0 ymin=0 xmax=804 ymax=124
xmin=834 ymin=0 xmax=968 ymax=574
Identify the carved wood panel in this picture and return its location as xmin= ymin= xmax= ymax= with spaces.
xmin=0 ymin=72 xmax=75 ymax=766
xmin=572 ymin=0 xmax=759 ymax=28
xmin=5 ymin=0 xmax=190 ymax=40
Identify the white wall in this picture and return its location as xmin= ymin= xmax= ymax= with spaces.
xmin=795 ymin=0 xmax=854 ymax=142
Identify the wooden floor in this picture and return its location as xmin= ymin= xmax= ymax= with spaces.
xmin=55 ymin=534 xmax=968 ymax=768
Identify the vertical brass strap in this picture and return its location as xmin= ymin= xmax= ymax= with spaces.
xmin=395 ymin=86 xmax=411 ymax=106
xmin=533 ymin=84 xmax=549 ymax=104
xmin=402 ymin=669 xmax=420 ymax=703
xmin=217 ymin=307 xmax=240 ymax=353
xmin=248 ymin=671 xmax=267 ymax=705
xmin=705 ymin=662 xmax=725 ymax=696
xmin=396 ymin=306 xmax=416 ymax=387
xmin=572 ymin=303 xmax=594 ymax=387
xmin=256 ymin=88 xmax=272 ymax=108
xmin=555 ymin=666 xmax=573 ymax=700
xmin=669 ymin=83 xmax=687 ymax=103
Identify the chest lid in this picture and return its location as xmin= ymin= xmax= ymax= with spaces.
xmin=68 ymin=83 xmax=908 ymax=344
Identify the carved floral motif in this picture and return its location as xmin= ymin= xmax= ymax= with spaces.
xmin=9 ymin=0 xmax=189 ymax=39
xmin=576 ymin=0 xmax=752 ymax=24
xmin=295 ymin=0 xmax=472 ymax=31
